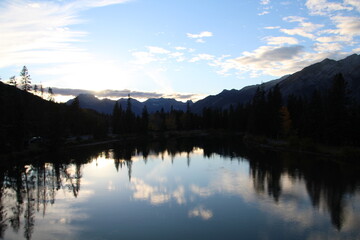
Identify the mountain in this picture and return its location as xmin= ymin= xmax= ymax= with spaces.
xmin=191 ymin=76 xmax=287 ymax=113
xmin=144 ymin=98 xmax=192 ymax=113
xmin=191 ymin=54 xmax=360 ymax=113
xmin=67 ymin=54 xmax=360 ymax=115
xmin=278 ymin=54 xmax=360 ymax=101
xmin=67 ymin=94 xmax=191 ymax=115
xmin=67 ymin=94 xmax=115 ymax=114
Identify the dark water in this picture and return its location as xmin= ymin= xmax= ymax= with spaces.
xmin=1 ymin=138 xmax=360 ymax=240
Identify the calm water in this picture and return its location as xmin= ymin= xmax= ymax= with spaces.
xmin=1 ymin=138 xmax=360 ymax=240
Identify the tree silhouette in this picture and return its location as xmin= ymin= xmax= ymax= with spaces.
xmin=20 ymin=66 xmax=32 ymax=92
xmin=47 ymin=87 xmax=54 ymax=102
xmin=8 ymin=76 xmax=17 ymax=87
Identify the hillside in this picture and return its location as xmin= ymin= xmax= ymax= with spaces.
xmin=0 ymin=82 xmax=108 ymax=153
xmin=191 ymin=54 xmax=360 ymax=113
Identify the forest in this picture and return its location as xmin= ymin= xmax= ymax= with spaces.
xmin=1 ymin=70 xmax=360 ymax=155
xmin=111 ymin=73 xmax=360 ymax=147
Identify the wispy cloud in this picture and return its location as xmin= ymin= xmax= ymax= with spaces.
xmin=264 ymin=36 xmax=299 ymax=45
xmin=147 ymin=46 xmax=170 ymax=54
xmin=305 ymin=0 xmax=353 ymax=15
xmin=264 ymin=26 xmax=281 ymax=30
xmin=258 ymin=11 xmax=270 ymax=16
xmin=258 ymin=0 xmax=272 ymax=15
xmin=189 ymin=54 xmax=215 ymax=63
xmin=330 ymin=15 xmax=360 ymax=37
xmin=280 ymin=16 xmax=324 ymax=39
xmin=187 ymin=31 xmax=213 ymax=43
xmin=212 ymin=45 xmax=351 ymax=77
xmin=345 ymin=0 xmax=360 ymax=11
xmin=0 ymin=0 xmax=130 ymax=68
xmin=313 ymin=42 xmax=343 ymax=52
xmin=187 ymin=31 xmax=213 ymax=38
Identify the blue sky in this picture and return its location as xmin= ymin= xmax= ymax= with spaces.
xmin=0 ymin=0 xmax=359 ymax=102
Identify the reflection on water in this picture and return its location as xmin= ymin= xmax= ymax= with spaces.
xmin=0 ymin=137 xmax=360 ymax=240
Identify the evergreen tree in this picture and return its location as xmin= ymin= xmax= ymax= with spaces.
xmin=112 ymin=102 xmax=121 ymax=134
xmin=33 ymin=84 xmax=38 ymax=94
xmin=8 ymin=76 xmax=17 ymax=87
xmin=20 ymin=66 xmax=32 ymax=92
xmin=40 ymin=84 xmax=44 ymax=98
xmin=266 ymin=84 xmax=282 ymax=137
xmin=124 ymin=94 xmax=135 ymax=133
xmin=47 ymin=87 xmax=54 ymax=101
xmin=247 ymin=85 xmax=266 ymax=134
xmin=141 ymin=106 xmax=149 ymax=133
xmin=324 ymin=73 xmax=348 ymax=144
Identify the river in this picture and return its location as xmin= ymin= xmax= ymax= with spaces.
xmin=1 ymin=137 xmax=359 ymax=240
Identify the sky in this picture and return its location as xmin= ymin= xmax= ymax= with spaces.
xmin=0 ymin=0 xmax=359 ymax=102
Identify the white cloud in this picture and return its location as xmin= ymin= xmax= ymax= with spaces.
xmin=331 ymin=15 xmax=360 ymax=37
xmin=265 ymin=36 xmax=299 ymax=45
xmin=264 ymin=26 xmax=281 ymax=30
xmin=283 ymin=16 xmax=307 ymax=23
xmin=316 ymin=35 xmax=352 ymax=43
xmin=79 ymin=0 xmax=130 ymax=8
xmin=344 ymin=0 xmax=360 ymax=11
xmin=258 ymin=11 xmax=270 ymax=16
xmin=313 ymin=42 xmax=343 ymax=52
xmin=0 ymin=0 xmax=131 ymax=68
xmin=189 ymin=54 xmax=215 ymax=63
xmin=212 ymin=44 xmax=351 ymax=77
xmin=187 ymin=31 xmax=213 ymax=39
xmin=175 ymin=46 xmax=187 ymax=51
xmin=259 ymin=0 xmax=272 ymax=15
xmin=187 ymin=31 xmax=213 ymax=43
xmin=305 ymin=0 xmax=353 ymax=15
xmin=147 ymin=46 xmax=170 ymax=54
xmin=281 ymin=16 xmax=324 ymax=39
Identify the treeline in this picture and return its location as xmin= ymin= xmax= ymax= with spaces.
xmin=0 ymin=82 xmax=108 ymax=153
xmin=112 ymin=73 xmax=360 ymax=147
xmin=200 ymin=72 xmax=360 ymax=146
xmin=2 ymin=70 xmax=360 ymax=154
xmin=111 ymin=97 xmax=199 ymax=134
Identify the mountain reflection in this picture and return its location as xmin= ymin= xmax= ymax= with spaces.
xmin=0 ymin=137 xmax=360 ymax=239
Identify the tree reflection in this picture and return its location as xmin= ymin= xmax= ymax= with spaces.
xmin=0 ymin=147 xmax=95 ymax=240
xmin=0 ymin=170 xmax=7 ymax=238
xmin=24 ymin=168 xmax=35 ymax=240
xmin=0 ymin=136 xmax=359 ymax=238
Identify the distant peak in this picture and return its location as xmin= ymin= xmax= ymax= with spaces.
xmin=321 ymin=58 xmax=335 ymax=63
xmin=78 ymin=93 xmax=96 ymax=98
xmin=343 ymin=53 xmax=360 ymax=61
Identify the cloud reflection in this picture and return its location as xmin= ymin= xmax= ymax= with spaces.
xmin=131 ymin=178 xmax=170 ymax=205
xmin=188 ymin=206 xmax=213 ymax=220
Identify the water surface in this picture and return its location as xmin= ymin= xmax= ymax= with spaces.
xmin=1 ymin=138 xmax=360 ymax=240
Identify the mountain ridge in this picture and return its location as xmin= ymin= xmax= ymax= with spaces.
xmin=67 ymin=53 xmax=360 ymax=114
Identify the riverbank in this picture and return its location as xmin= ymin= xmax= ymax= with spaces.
xmin=2 ymin=130 xmax=360 ymax=165
xmin=243 ymin=134 xmax=360 ymax=163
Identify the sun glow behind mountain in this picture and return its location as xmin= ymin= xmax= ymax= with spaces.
xmin=0 ymin=0 xmax=359 ymax=101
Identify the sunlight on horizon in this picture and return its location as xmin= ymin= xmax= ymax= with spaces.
xmin=1 ymin=0 xmax=359 ymax=98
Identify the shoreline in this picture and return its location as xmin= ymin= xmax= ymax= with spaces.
xmin=1 ymin=131 xmax=360 ymax=165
